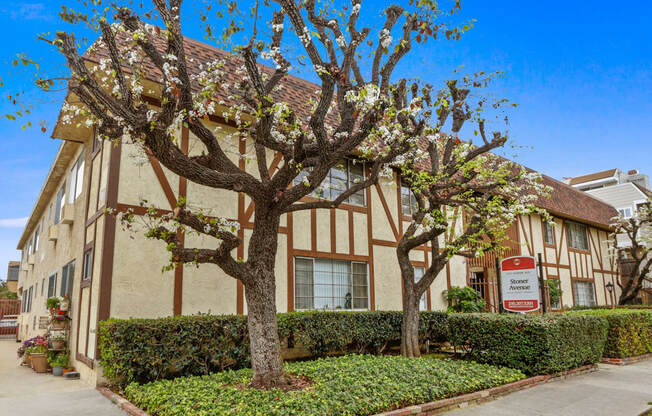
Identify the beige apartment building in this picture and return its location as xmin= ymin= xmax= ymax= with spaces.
xmin=15 ymin=36 xmax=621 ymax=384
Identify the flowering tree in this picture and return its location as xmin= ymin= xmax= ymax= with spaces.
xmin=31 ymin=0 xmax=471 ymax=387
xmin=394 ymin=78 xmax=548 ymax=357
xmin=611 ymin=200 xmax=652 ymax=305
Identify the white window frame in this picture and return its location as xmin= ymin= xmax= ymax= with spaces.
xmin=295 ymin=160 xmax=366 ymax=207
xmin=54 ymin=181 xmax=66 ymax=224
xmin=617 ymin=207 xmax=633 ymax=219
xmin=47 ymin=272 xmax=58 ymax=298
xmin=293 ymin=256 xmax=370 ymax=311
xmin=572 ymin=280 xmax=596 ymax=307
xmin=414 ymin=266 xmax=428 ymax=311
xmin=69 ymin=151 xmax=85 ymax=203
xmin=83 ymin=249 xmax=94 ymax=280
xmin=400 ymin=182 xmax=419 ymax=217
xmin=566 ymin=221 xmax=589 ymax=251
xmin=32 ymin=226 xmax=40 ymax=254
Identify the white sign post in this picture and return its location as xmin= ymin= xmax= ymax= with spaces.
xmin=500 ymin=256 xmax=540 ymax=313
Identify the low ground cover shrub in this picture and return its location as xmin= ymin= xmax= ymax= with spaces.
xmin=569 ymin=309 xmax=652 ymax=358
xmin=98 ymin=311 xmax=448 ymax=386
xmin=448 ymin=313 xmax=607 ymax=375
xmin=124 ymin=355 xmax=524 ymax=416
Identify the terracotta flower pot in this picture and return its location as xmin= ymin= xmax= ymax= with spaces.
xmin=62 ymin=368 xmax=74 ymax=376
xmin=51 ymin=339 xmax=65 ymax=350
xmin=51 ymin=319 xmax=67 ymax=330
xmin=30 ymin=353 xmax=49 ymax=373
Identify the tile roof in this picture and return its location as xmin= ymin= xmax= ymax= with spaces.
xmin=633 ymin=183 xmax=652 ymax=198
xmin=568 ymin=168 xmax=618 ymax=185
xmin=81 ymin=32 xmax=617 ymax=229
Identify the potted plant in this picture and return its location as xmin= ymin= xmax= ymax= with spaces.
xmin=46 ymin=297 xmax=61 ymax=315
xmin=59 ymin=295 xmax=70 ymax=312
xmin=30 ymin=343 xmax=49 ymax=373
xmin=48 ymin=353 xmax=68 ymax=376
xmin=50 ymin=315 xmax=67 ymax=330
xmin=50 ymin=335 xmax=66 ymax=350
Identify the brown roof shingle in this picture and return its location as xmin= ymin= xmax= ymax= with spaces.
xmin=82 ymin=32 xmax=617 ymax=229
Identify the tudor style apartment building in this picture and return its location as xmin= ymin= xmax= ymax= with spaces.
xmin=15 ymin=35 xmax=621 ymax=384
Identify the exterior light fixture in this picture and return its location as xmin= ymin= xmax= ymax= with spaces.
xmin=606 ymin=282 xmax=614 ymax=293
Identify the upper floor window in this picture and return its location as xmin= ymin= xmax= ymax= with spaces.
xmin=83 ymin=249 xmax=94 ymax=280
xmin=400 ymin=183 xmax=419 ymax=217
xmin=54 ymin=181 xmax=66 ymax=225
xmin=294 ymin=257 xmax=368 ymax=310
xmin=295 ymin=160 xmax=366 ymax=206
xmin=47 ymin=272 xmax=58 ymax=298
xmin=32 ymin=226 xmax=40 ymax=254
xmin=61 ymin=260 xmax=75 ymax=297
xmin=26 ymin=286 xmax=33 ymax=313
xmin=69 ymin=151 xmax=85 ymax=203
xmin=618 ymin=207 xmax=633 ymax=219
xmin=566 ymin=221 xmax=589 ymax=251
xmin=543 ymin=221 xmax=555 ymax=246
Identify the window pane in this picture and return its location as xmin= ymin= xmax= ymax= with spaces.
xmin=295 ymin=258 xmax=314 ymax=310
xmin=573 ymin=281 xmax=595 ymax=306
xmin=297 ymin=258 xmax=368 ymax=310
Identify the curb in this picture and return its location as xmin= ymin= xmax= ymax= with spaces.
xmin=601 ymin=353 xmax=652 ymax=366
xmin=373 ymin=364 xmax=598 ymax=416
xmin=97 ymin=387 xmax=152 ymax=416
xmin=97 ymin=365 xmax=598 ymax=416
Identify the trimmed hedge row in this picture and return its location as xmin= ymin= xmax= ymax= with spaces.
xmin=570 ymin=309 xmax=652 ymax=358
xmin=97 ymin=311 xmax=448 ymax=386
xmin=448 ymin=313 xmax=608 ymax=375
xmin=570 ymin=305 xmax=652 ymax=311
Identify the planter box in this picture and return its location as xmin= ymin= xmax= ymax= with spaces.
xmin=51 ymin=319 xmax=67 ymax=330
xmin=51 ymin=339 xmax=65 ymax=350
xmin=48 ymin=225 xmax=58 ymax=241
xmin=61 ymin=204 xmax=75 ymax=224
xmin=31 ymin=354 xmax=49 ymax=373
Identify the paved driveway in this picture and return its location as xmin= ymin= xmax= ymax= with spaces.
xmin=0 ymin=339 xmax=125 ymax=416
xmin=445 ymin=360 xmax=652 ymax=416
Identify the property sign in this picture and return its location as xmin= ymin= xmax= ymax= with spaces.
xmin=500 ymin=256 xmax=540 ymax=313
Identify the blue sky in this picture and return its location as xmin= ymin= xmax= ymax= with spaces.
xmin=0 ymin=1 xmax=650 ymax=279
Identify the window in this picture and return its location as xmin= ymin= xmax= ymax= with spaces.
xmin=48 ymin=203 xmax=53 ymax=220
xmin=32 ymin=226 xmax=40 ymax=254
xmin=26 ymin=286 xmax=33 ymax=312
xmin=54 ymin=181 xmax=66 ymax=225
xmin=60 ymin=260 xmax=75 ymax=297
xmin=295 ymin=160 xmax=366 ymax=206
xmin=21 ymin=291 xmax=27 ymax=313
xmin=47 ymin=273 xmax=58 ymax=298
xmin=618 ymin=207 xmax=633 ymax=219
xmin=572 ymin=281 xmax=595 ymax=306
xmin=401 ymin=183 xmax=419 ymax=217
xmin=295 ymin=257 xmax=368 ymax=310
xmin=566 ymin=221 xmax=589 ymax=251
xmin=41 ymin=278 xmax=45 ymax=296
xmin=83 ymin=249 xmax=94 ymax=280
xmin=414 ymin=266 xmax=427 ymax=311
xmin=27 ymin=238 xmax=33 ymax=257
xmin=69 ymin=151 xmax=85 ymax=203
xmin=543 ymin=221 xmax=555 ymax=246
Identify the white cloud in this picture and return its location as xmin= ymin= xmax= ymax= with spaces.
xmin=0 ymin=217 xmax=28 ymax=228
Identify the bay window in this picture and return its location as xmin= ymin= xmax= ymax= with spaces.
xmin=295 ymin=257 xmax=369 ymax=310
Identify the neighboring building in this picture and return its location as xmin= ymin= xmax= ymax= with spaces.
xmin=565 ymin=169 xmax=652 ymax=303
xmin=6 ymin=261 xmax=19 ymax=294
xmin=15 ymin=35 xmax=620 ymax=384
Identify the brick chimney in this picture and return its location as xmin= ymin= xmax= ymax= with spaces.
xmin=628 ymin=169 xmax=639 ymax=175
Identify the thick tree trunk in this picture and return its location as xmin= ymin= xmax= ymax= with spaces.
xmin=401 ymin=292 xmax=421 ymax=358
xmin=244 ymin=211 xmax=287 ymax=389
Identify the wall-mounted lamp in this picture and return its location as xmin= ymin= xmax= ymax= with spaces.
xmin=606 ymin=282 xmax=614 ymax=293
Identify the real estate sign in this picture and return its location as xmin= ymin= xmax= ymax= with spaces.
xmin=500 ymin=256 xmax=540 ymax=313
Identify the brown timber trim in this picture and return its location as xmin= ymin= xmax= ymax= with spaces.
xmin=76 ymin=352 xmax=94 ymax=369
xmin=348 ymin=210 xmax=354 ymax=255
xmin=172 ymin=128 xmax=189 ymax=316
xmin=366 ymin=177 xmax=375 ymax=310
xmin=374 ymin=183 xmax=399 ymax=241
xmin=310 ymin=209 xmax=317 ymax=252
xmin=145 ymin=149 xmax=177 ymax=209
xmin=85 ymin=207 xmax=106 ymax=227
xmin=242 ymin=152 xmax=283 ymax=223
xmin=95 ymin=140 xmax=122 ymax=357
xmin=330 ymin=209 xmax=336 ymax=253
xmin=236 ymin=138 xmax=246 ymax=315
xmin=287 ymin=212 xmax=294 ymax=312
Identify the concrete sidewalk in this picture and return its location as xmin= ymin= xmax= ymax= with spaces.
xmin=0 ymin=339 xmax=125 ymax=416
xmin=444 ymin=360 xmax=652 ymax=416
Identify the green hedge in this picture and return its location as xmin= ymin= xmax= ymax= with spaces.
xmin=570 ymin=309 xmax=652 ymax=358
xmin=448 ymin=313 xmax=608 ymax=375
xmin=124 ymin=355 xmax=525 ymax=416
xmin=98 ymin=311 xmax=448 ymax=386
xmin=570 ymin=305 xmax=652 ymax=311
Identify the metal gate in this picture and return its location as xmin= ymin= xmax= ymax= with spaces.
xmin=0 ymin=299 xmax=21 ymax=338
